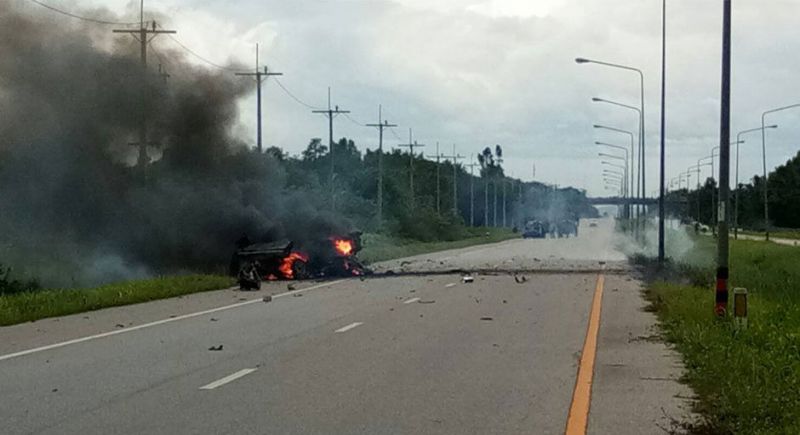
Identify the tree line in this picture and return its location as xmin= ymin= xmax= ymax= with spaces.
xmin=665 ymin=150 xmax=800 ymax=230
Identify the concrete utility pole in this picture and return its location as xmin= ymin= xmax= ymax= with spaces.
xmin=466 ymin=162 xmax=479 ymax=226
xmin=157 ymin=64 xmax=170 ymax=85
xmin=366 ymin=105 xmax=396 ymax=229
xmin=715 ymin=0 xmax=732 ymax=317
xmin=441 ymin=144 xmax=464 ymax=216
xmin=236 ymin=43 xmax=282 ymax=153
xmin=312 ymin=88 xmax=349 ymax=210
xmin=397 ymin=129 xmax=425 ymax=210
xmin=484 ymin=178 xmax=489 ymax=227
xmin=113 ymin=0 xmax=175 ymax=172
xmin=658 ymin=0 xmax=667 ymax=263
xmin=426 ymin=143 xmax=443 ymax=214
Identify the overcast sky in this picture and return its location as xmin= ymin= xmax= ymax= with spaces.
xmin=21 ymin=0 xmax=800 ymax=196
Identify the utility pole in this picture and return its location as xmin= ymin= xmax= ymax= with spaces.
xmin=715 ymin=0 xmax=732 ymax=317
xmin=658 ymin=0 xmax=667 ymax=263
xmin=312 ymin=88 xmax=349 ymax=210
xmin=441 ymin=144 xmax=464 ymax=216
xmin=397 ymin=129 xmax=425 ymax=210
xmin=466 ymin=162 xmax=479 ymax=226
xmin=502 ymin=179 xmax=507 ymax=227
xmin=366 ymin=105 xmax=396 ymax=229
xmin=157 ymin=64 xmax=170 ymax=85
xmin=495 ymin=155 xmax=504 ymax=227
xmin=113 ymin=0 xmax=175 ymax=172
xmin=426 ymin=143 xmax=442 ymax=214
xmin=236 ymin=43 xmax=282 ymax=153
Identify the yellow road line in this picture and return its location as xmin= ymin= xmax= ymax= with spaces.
xmin=565 ymin=274 xmax=605 ymax=435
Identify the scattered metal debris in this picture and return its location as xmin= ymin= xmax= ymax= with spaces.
xmin=480 ymin=317 xmax=493 ymax=321
xmin=262 ymin=295 xmax=273 ymax=303
xmin=287 ymin=283 xmax=296 ymax=291
xmin=293 ymin=293 xmax=303 ymax=297
xmin=418 ymin=300 xmax=436 ymax=304
xmin=514 ymin=275 xmax=528 ymax=284
xmin=210 ymin=318 xmax=218 ymax=322
xmin=462 ymin=275 xmax=474 ymax=283
xmin=115 ymin=324 xmax=125 ymax=328
xmin=208 ymin=345 xmax=223 ymax=351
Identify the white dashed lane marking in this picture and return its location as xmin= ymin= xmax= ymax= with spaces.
xmin=199 ymin=368 xmax=258 ymax=390
xmin=404 ymin=297 xmax=421 ymax=304
xmin=334 ymin=322 xmax=363 ymax=333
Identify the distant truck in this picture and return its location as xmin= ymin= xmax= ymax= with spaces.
xmin=522 ymin=220 xmax=546 ymax=239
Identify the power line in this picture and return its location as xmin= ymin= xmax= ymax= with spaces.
xmin=343 ymin=112 xmax=366 ymax=127
xmin=273 ymin=77 xmax=322 ymax=110
xmin=164 ymin=35 xmax=246 ymax=72
xmin=25 ymin=0 xmax=140 ymax=26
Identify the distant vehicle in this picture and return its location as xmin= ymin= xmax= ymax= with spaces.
xmin=589 ymin=222 xmax=598 ymax=228
xmin=557 ymin=219 xmax=579 ymax=238
xmin=522 ymin=220 xmax=546 ymax=239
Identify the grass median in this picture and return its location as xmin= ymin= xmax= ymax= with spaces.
xmin=1 ymin=227 xmax=516 ymax=326
xmin=643 ymin=236 xmax=800 ymax=434
xmin=359 ymin=227 xmax=516 ymax=264
xmin=0 ymin=275 xmax=235 ymax=326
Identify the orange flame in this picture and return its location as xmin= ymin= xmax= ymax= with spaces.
xmin=279 ymin=252 xmax=309 ymax=279
xmin=332 ymin=238 xmax=353 ymax=256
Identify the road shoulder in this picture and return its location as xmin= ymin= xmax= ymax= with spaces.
xmin=589 ymin=273 xmax=696 ymax=434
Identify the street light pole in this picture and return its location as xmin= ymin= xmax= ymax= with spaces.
xmin=594 ymin=125 xmax=637 ymax=226
xmin=658 ymin=0 xmax=667 ymax=263
xmin=578 ymin=58 xmax=646 ymax=237
xmin=596 ymin=142 xmax=630 ymax=217
xmin=592 ymin=99 xmax=640 ymax=219
xmin=761 ymin=103 xmax=800 ymax=240
xmin=734 ymin=125 xmax=777 ymax=238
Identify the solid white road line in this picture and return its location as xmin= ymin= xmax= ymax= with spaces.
xmin=334 ymin=322 xmax=363 ymax=333
xmin=445 ymin=283 xmax=456 ymax=288
xmin=0 ymin=280 xmax=345 ymax=362
xmin=199 ymin=368 xmax=258 ymax=390
xmin=403 ymin=297 xmax=421 ymax=304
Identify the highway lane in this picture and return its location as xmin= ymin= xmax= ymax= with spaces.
xmin=0 ymin=218 xmax=691 ymax=434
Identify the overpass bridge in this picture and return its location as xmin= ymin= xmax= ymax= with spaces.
xmin=588 ymin=196 xmax=686 ymax=206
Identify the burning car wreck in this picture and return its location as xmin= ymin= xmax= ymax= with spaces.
xmin=230 ymin=232 xmax=370 ymax=289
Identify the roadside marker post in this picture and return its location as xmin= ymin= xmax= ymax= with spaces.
xmin=733 ymin=288 xmax=748 ymax=329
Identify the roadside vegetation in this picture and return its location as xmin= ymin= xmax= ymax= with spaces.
xmin=0 ymin=275 xmax=235 ymax=326
xmin=738 ymin=229 xmax=800 ymax=240
xmin=359 ymin=227 xmax=516 ymax=264
xmin=0 ymin=227 xmax=516 ymax=326
xmin=642 ymin=236 xmax=800 ymax=434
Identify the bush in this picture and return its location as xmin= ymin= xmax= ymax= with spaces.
xmin=0 ymin=264 xmax=40 ymax=295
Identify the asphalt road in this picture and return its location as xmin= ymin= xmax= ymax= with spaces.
xmin=0 ymin=218 xmax=691 ymax=434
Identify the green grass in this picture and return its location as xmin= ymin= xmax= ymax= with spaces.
xmin=359 ymin=227 xmax=517 ymax=264
xmin=0 ymin=229 xmax=513 ymax=327
xmin=645 ymin=237 xmax=800 ymax=434
xmin=0 ymin=275 xmax=234 ymax=326
xmin=739 ymin=229 xmax=800 ymax=240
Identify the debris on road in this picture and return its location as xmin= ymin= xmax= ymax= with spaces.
xmin=514 ymin=275 xmax=528 ymax=284
xmin=480 ymin=317 xmax=494 ymax=321
xmin=115 ymin=324 xmax=125 ymax=328
xmin=262 ymin=295 xmax=273 ymax=303
xmin=293 ymin=293 xmax=303 ymax=297
xmin=208 ymin=345 xmax=223 ymax=351
xmin=462 ymin=275 xmax=474 ymax=283
xmin=287 ymin=283 xmax=296 ymax=290
xmin=210 ymin=318 xmax=218 ymax=322
xmin=418 ymin=300 xmax=436 ymax=304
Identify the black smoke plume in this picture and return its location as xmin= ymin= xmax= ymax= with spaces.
xmin=0 ymin=3 xmax=350 ymax=286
